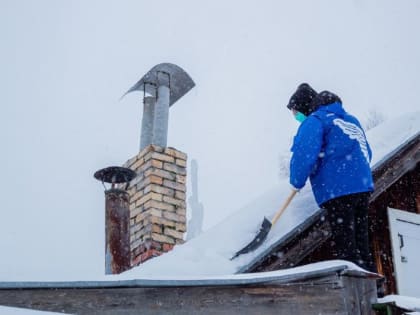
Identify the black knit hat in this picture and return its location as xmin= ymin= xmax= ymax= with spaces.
xmin=286 ymin=83 xmax=318 ymax=116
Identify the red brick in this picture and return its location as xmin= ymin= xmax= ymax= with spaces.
xmin=163 ymin=244 xmax=174 ymax=252
xmin=140 ymin=249 xmax=162 ymax=263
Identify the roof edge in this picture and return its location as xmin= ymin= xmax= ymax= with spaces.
xmin=0 ymin=263 xmax=373 ymax=290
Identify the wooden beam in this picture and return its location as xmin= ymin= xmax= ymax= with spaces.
xmin=246 ymin=219 xmax=331 ymax=273
xmin=341 ymin=276 xmax=377 ymax=314
xmin=371 ymin=136 xmax=420 ymax=202
xmin=0 ymin=274 xmax=377 ymax=315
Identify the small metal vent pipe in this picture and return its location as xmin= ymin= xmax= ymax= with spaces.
xmin=140 ymin=95 xmax=156 ymax=151
xmin=152 ymin=72 xmax=170 ymax=147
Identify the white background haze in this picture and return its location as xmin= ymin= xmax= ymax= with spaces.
xmin=1 ymin=0 xmax=419 ymax=280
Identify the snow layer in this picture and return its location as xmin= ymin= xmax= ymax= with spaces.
xmin=0 ymin=260 xmax=374 ymax=287
xmin=368 ymin=111 xmax=419 ymax=168
xmin=378 ymin=295 xmax=420 ymax=312
xmin=116 ymin=111 xmax=419 ymax=279
xmin=119 ymin=182 xmax=317 ymax=278
xmin=0 ymin=306 xmax=65 ymax=315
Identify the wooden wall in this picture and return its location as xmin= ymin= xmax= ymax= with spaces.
xmin=0 ymin=274 xmax=377 ymax=315
xmin=369 ymin=163 xmax=419 ymax=295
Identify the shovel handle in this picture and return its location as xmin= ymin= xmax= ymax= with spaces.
xmin=271 ymin=190 xmax=298 ymax=226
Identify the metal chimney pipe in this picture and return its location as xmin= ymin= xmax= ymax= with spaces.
xmin=140 ymin=95 xmax=156 ymax=151
xmin=122 ymin=63 xmax=196 ymax=150
xmin=94 ymin=166 xmax=136 ymax=275
xmin=152 ymin=72 xmax=170 ymax=147
xmin=105 ymin=189 xmax=130 ymax=274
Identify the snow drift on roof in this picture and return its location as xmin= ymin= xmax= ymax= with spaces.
xmin=368 ymin=111 xmax=419 ymax=169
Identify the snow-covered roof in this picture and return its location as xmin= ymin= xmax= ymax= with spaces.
xmin=369 ymin=111 xmax=419 ymax=169
xmin=0 ymin=112 xmax=417 ymax=289
xmin=116 ymin=111 xmax=420 ymax=279
xmin=120 ymin=182 xmax=318 ymax=278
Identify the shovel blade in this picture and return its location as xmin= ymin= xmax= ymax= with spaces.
xmin=230 ymin=217 xmax=272 ymax=260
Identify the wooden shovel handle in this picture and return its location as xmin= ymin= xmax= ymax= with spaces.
xmin=271 ymin=190 xmax=298 ymax=226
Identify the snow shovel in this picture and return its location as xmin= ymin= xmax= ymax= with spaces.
xmin=230 ymin=190 xmax=298 ymax=260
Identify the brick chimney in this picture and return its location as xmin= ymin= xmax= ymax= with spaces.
xmin=119 ymin=63 xmax=195 ymax=269
xmin=124 ymin=145 xmax=187 ymax=266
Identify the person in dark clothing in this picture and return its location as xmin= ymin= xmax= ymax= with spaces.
xmin=286 ymin=83 xmax=376 ymax=272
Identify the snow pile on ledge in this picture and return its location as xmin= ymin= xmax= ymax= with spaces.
xmin=0 ymin=306 xmax=64 ymax=315
xmin=110 ymin=259 xmax=376 ymax=282
xmin=378 ymin=295 xmax=420 ymax=313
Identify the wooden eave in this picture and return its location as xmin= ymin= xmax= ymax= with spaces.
xmin=240 ymin=209 xmax=331 ymax=273
xmin=370 ymin=133 xmax=420 ymax=202
xmin=0 ymin=265 xmax=379 ymax=315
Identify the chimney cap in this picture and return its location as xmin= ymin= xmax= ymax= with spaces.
xmin=94 ymin=166 xmax=136 ymax=184
xmin=121 ymin=63 xmax=195 ymax=106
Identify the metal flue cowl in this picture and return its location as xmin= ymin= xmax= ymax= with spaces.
xmin=122 ymin=63 xmax=195 ymax=150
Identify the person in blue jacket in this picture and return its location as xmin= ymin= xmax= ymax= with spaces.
xmin=286 ymin=83 xmax=375 ymax=271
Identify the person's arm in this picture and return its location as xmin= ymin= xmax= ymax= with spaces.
xmin=289 ymin=116 xmax=324 ymax=190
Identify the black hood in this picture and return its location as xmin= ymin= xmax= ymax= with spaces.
xmin=311 ymin=91 xmax=342 ymax=110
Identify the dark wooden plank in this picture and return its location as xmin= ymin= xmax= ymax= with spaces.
xmin=341 ymin=276 xmax=377 ymax=315
xmin=369 ymin=162 xmax=419 ymax=295
xmin=246 ymin=217 xmax=331 ymax=273
xmin=262 ymin=220 xmax=331 ymax=272
xmin=0 ymin=275 xmax=377 ymax=315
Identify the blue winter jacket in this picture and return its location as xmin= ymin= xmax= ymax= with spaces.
xmin=290 ymin=102 xmax=374 ymax=206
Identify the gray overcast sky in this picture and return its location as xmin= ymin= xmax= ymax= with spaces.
xmin=1 ymin=0 xmax=419 ymax=280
